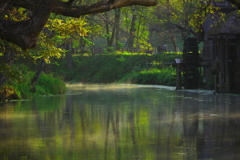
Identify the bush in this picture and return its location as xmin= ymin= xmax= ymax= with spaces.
xmin=9 ymin=64 xmax=67 ymax=99
xmin=38 ymin=73 xmax=67 ymax=95
xmin=125 ymin=67 xmax=176 ymax=86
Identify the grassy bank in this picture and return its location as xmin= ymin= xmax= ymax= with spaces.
xmin=17 ymin=66 xmax=66 ymax=98
xmin=0 ymin=65 xmax=66 ymax=101
xmin=52 ymin=52 xmax=182 ymax=86
xmin=1 ymin=52 xmax=182 ymax=101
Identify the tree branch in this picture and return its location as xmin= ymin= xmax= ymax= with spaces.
xmin=53 ymin=0 xmax=156 ymax=18
xmin=0 ymin=0 xmax=156 ymax=49
xmin=13 ymin=0 xmax=157 ymax=18
xmin=0 ymin=0 xmax=58 ymax=50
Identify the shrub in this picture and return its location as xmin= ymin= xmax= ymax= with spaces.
xmin=124 ymin=67 xmax=176 ymax=86
xmin=9 ymin=64 xmax=67 ymax=99
xmin=38 ymin=73 xmax=67 ymax=95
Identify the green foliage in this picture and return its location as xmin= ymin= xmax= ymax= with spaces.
xmin=121 ymin=6 xmax=154 ymax=51
xmin=82 ymin=37 xmax=94 ymax=45
xmin=116 ymin=41 xmax=125 ymax=48
xmin=28 ymin=16 xmax=89 ymax=63
xmin=126 ymin=67 xmax=176 ymax=86
xmin=15 ymin=83 xmax=33 ymax=99
xmin=0 ymin=64 xmax=22 ymax=86
xmin=0 ymin=14 xmax=90 ymax=95
xmin=10 ymin=65 xmax=66 ymax=99
xmin=108 ymin=51 xmax=149 ymax=55
xmin=46 ymin=17 xmax=88 ymax=37
xmin=0 ymin=14 xmax=89 ymax=100
xmin=25 ymin=34 xmax=66 ymax=63
xmin=11 ymin=65 xmax=33 ymax=99
xmin=52 ymin=52 xmax=182 ymax=86
xmin=37 ymin=74 xmax=67 ymax=95
xmin=103 ymin=47 xmax=115 ymax=54
xmin=163 ymin=51 xmax=183 ymax=55
xmin=116 ymin=55 xmax=126 ymax=62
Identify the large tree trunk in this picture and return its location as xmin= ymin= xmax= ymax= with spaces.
xmin=80 ymin=37 xmax=87 ymax=55
xmin=0 ymin=73 xmax=5 ymax=87
xmin=127 ymin=14 xmax=137 ymax=52
xmin=115 ymin=8 xmax=121 ymax=50
xmin=0 ymin=49 xmax=16 ymax=86
xmin=0 ymin=0 xmax=58 ymax=50
xmin=171 ymin=36 xmax=177 ymax=52
xmin=105 ymin=12 xmax=115 ymax=51
xmin=66 ymin=40 xmax=74 ymax=70
xmin=31 ymin=59 xmax=46 ymax=92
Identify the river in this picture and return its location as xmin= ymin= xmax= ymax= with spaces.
xmin=1 ymin=83 xmax=240 ymax=160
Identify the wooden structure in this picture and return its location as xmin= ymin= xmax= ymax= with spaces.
xmin=182 ymin=38 xmax=200 ymax=89
xmin=174 ymin=38 xmax=209 ymax=90
xmin=201 ymin=1 xmax=240 ymax=93
xmin=175 ymin=59 xmax=183 ymax=90
xmin=174 ymin=1 xmax=240 ymax=93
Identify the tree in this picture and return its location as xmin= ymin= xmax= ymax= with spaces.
xmin=29 ymin=16 xmax=89 ymax=91
xmin=145 ymin=0 xmax=240 ymax=52
xmin=146 ymin=0 xmax=200 ymax=52
xmin=0 ymin=0 xmax=157 ymax=50
xmin=0 ymin=0 xmax=156 ymax=98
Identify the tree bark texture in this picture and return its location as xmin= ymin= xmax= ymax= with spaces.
xmin=115 ymin=8 xmax=121 ymax=50
xmin=66 ymin=40 xmax=74 ymax=70
xmin=127 ymin=14 xmax=137 ymax=51
xmin=0 ymin=49 xmax=16 ymax=86
xmin=105 ymin=12 xmax=115 ymax=51
xmin=0 ymin=0 xmax=157 ymax=50
xmin=0 ymin=0 xmax=58 ymax=50
xmin=31 ymin=58 xmax=46 ymax=92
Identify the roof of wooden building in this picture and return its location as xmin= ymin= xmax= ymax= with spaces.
xmin=201 ymin=1 xmax=239 ymax=36
xmin=200 ymin=1 xmax=233 ymax=8
xmin=208 ymin=10 xmax=240 ymax=35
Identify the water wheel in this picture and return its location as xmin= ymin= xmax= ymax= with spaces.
xmin=182 ymin=38 xmax=200 ymax=89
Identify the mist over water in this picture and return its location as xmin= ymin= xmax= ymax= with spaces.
xmin=1 ymin=84 xmax=240 ymax=160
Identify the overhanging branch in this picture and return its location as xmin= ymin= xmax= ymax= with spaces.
xmin=0 ymin=0 xmax=157 ymax=49
xmin=13 ymin=0 xmax=157 ymax=18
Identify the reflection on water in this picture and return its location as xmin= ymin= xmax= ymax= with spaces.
xmin=1 ymin=84 xmax=240 ymax=160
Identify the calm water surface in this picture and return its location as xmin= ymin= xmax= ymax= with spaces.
xmin=1 ymin=84 xmax=240 ymax=160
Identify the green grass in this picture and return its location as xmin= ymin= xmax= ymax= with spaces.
xmin=10 ymin=65 xmax=67 ymax=99
xmin=120 ymin=67 xmax=176 ymax=86
xmin=36 ymin=73 xmax=67 ymax=95
xmin=52 ymin=52 xmax=182 ymax=86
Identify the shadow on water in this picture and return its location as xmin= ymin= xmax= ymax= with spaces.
xmin=1 ymin=84 xmax=240 ymax=159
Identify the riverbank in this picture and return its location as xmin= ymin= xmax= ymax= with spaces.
xmin=52 ymin=52 xmax=182 ymax=86
xmin=0 ymin=52 xmax=182 ymax=101
xmin=0 ymin=65 xmax=66 ymax=101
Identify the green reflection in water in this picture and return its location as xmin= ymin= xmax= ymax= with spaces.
xmin=1 ymin=84 xmax=240 ymax=160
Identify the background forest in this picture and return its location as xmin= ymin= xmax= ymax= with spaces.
xmin=0 ymin=0 xmax=222 ymax=100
